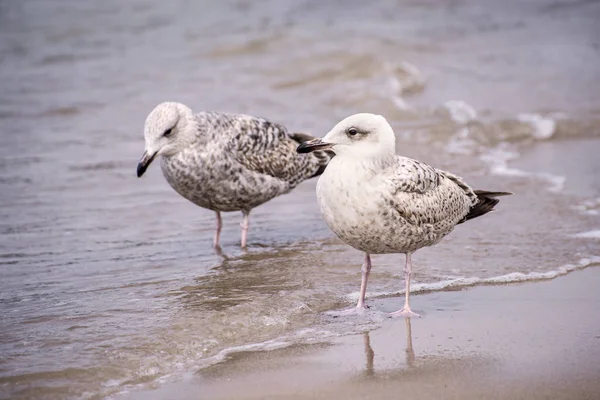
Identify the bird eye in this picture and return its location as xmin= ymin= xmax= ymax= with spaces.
xmin=163 ymin=128 xmax=173 ymax=137
xmin=347 ymin=128 xmax=358 ymax=136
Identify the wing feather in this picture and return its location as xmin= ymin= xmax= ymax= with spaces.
xmin=221 ymin=114 xmax=327 ymax=186
xmin=385 ymin=157 xmax=476 ymax=228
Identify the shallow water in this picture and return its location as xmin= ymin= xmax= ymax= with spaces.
xmin=1 ymin=0 xmax=599 ymax=399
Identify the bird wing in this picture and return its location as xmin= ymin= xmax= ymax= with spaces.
xmin=385 ymin=157 xmax=477 ymax=227
xmin=221 ymin=114 xmax=324 ymax=184
xmin=387 ymin=157 xmax=441 ymax=194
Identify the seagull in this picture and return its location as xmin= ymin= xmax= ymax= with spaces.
xmin=137 ymin=102 xmax=333 ymax=248
xmin=297 ymin=113 xmax=511 ymax=317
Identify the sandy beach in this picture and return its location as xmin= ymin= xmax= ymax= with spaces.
xmin=126 ymin=267 xmax=600 ymax=400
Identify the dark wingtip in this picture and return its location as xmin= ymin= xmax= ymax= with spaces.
xmin=474 ymin=190 xmax=513 ymax=197
xmin=460 ymin=190 xmax=511 ymax=224
xmin=289 ymin=132 xmax=315 ymax=145
xmin=296 ymin=142 xmax=313 ymax=154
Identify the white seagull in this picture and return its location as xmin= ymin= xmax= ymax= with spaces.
xmin=137 ymin=102 xmax=333 ymax=248
xmin=297 ymin=113 xmax=511 ymax=317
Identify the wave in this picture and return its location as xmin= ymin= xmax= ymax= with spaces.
xmin=572 ymin=197 xmax=600 ymax=216
xmin=383 ymin=61 xmax=600 ymax=148
xmin=479 ymin=145 xmax=566 ymax=192
xmin=440 ymin=108 xmax=599 ymax=149
xmin=438 ymin=100 xmax=478 ymax=124
xmin=384 ymin=87 xmax=597 ymax=196
xmin=385 ymin=61 xmax=426 ymax=111
xmin=106 ymin=254 xmax=600 ymax=400
xmin=346 ymin=256 xmax=600 ymax=302
xmin=106 ymin=328 xmax=342 ymax=400
xmin=572 ymin=230 xmax=600 ymax=239
xmin=516 ymin=113 xmax=556 ymax=139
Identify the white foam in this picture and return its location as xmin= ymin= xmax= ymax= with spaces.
xmin=346 ymin=256 xmax=600 ymax=301
xmin=480 ymin=145 xmax=565 ymax=192
xmin=445 ymin=127 xmax=477 ymax=155
xmin=107 ymin=328 xmax=340 ymax=400
xmin=389 ymin=91 xmax=411 ymax=111
xmin=572 ymin=198 xmax=600 ymax=216
xmin=572 ymin=230 xmax=600 ymax=239
xmin=440 ymin=100 xmax=478 ymax=124
xmin=385 ymin=61 xmax=426 ymax=111
xmin=192 ymin=328 xmax=337 ymax=370
xmin=517 ymin=113 xmax=556 ymax=139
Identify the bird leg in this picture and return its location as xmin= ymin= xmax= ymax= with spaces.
xmin=356 ymin=253 xmax=372 ymax=309
xmin=325 ymin=253 xmax=372 ymax=316
xmin=213 ymin=211 xmax=222 ymax=248
xmin=390 ymin=253 xmax=422 ymax=318
xmin=240 ymin=210 xmax=250 ymax=248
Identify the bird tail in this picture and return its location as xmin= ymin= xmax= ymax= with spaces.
xmin=290 ymin=132 xmax=335 ymax=178
xmin=459 ymin=190 xmax=513 ymax=224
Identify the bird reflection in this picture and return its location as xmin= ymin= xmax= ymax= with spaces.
xmin=213 ymin=244 xmax=226 ymax=258
xmin=404 ymin=318 xmax=415 ymax=367
xmin=362 ymin=332 xmax=375 ymax=377
xmin=170 ymin=243 xmax=320 ymax=312
xmin=360 ymin=317 xmax=416 ymax=378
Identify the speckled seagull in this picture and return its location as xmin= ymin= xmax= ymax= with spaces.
xmin=297 ymin=113 xmax=511 ymax=317
xmin=137 ymin=102 xmax=332 ymax=248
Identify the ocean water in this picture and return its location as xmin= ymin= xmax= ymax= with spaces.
xmin=1 ymin=0 xmax=599 ymax=399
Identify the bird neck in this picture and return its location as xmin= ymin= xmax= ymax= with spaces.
xmin=182 ymin=114 xmax=209 ymax=147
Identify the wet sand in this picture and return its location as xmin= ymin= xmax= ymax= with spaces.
xmin=126 ymin=267 xmax=600 ymax=400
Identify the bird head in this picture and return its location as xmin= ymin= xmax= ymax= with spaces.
xmin=297 ymin=113 xmax=396 ymax=159
xmin=137 ymin=102 xmax=196 ymax=178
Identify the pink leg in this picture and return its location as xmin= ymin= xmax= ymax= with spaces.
xmin=390 ymin=253 xmax=421 ymax=318
xmin=240 ymin=210 xmax=250 ymax=248
xmin=356 ymin=253 xmax=372 ymax=309
xmin=326 ymin=253 xmax=371 ymax=316
xmin=213 ymin=211 xmax=222 ymax=248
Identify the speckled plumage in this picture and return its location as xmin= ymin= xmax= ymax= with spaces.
xmin=160 ymin=112 xmax=327 ymax=212
xmin=138 ymin=102 xmax=332 ymax=247
xmin=297 ymin=113 xmax=511 ymax=317
xmin=317 ymin=155 xmax=477 ymax=255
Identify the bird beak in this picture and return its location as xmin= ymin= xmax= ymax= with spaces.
xmin=137 ymin=150 xmax=157 ymax=178
xmin=296 ymin=138 xmax=333 ymax=154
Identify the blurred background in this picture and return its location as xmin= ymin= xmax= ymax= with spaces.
xmin=1 ymin=0 xmax=599 ymax=399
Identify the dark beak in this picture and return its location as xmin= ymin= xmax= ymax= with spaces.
xmin=296 ymin=138 xmax=333 ymax=154
xmin=137 ymin=151 xmax=157 ymax=178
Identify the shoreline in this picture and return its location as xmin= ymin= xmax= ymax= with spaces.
xmin=124 ymin=265 xmax=600 ymax=400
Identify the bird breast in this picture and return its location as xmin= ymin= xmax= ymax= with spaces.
xmin=315 ymin=157 xmax=446 ymax=254
xmin=316 ymin=158 xmax=395 ymax=253
xmin=317 ymin=159 xmax=381 ymax=226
